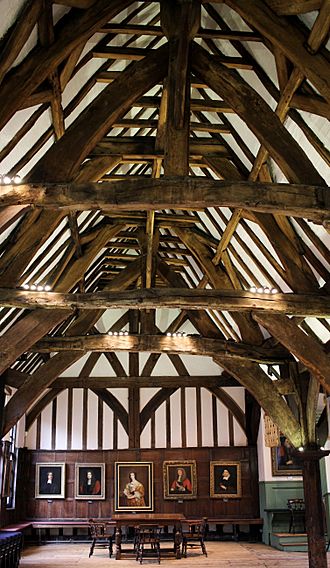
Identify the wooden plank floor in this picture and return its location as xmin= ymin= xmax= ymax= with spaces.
xmin=20 ymin=541 xmax=330 ymax=567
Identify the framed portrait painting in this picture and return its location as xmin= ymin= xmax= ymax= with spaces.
xmin=35 ymin=463 xmax=65 ymax=499
xmin=271 ymin=436 xmax=302 ymax=476
xmin=115 ymin=462 xmax=153 ymax=512
xmin=163 ymin=460 xmax=197 ymax=500
xmin=75 ymin=463 xmax=105 ymax=499
xmin=210 ymin=461 xmax=241 ymax=499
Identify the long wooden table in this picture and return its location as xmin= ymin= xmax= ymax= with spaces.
xmin=111 ymin=513 xmax=185 ymax=560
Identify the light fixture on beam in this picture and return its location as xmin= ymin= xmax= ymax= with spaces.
xmin=249 ymin=286 xmax=278 ymax=294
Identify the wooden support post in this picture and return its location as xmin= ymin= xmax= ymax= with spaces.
xmin=301 ymin=448 xmax=329 ymax=568
xmin=160 ymin=0 xmax=200 ymax=176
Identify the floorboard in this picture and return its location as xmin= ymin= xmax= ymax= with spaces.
xmin=19 ymin=541 xmax=330 ymax=567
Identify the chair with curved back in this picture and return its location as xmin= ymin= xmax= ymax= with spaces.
xmin=181 ymin=518 xmax=207 ymax=558
xmin=135 ymin=524 xmax=162 ymax=564
xmin=88 ymin=519 xmax=114 ymax=558
xmin=287 ymin=499 xmax=306 ymax=534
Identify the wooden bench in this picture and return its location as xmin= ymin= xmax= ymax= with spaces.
xmin=31 ymin=520 xmax=90 ymax=545
xmin=1 ymin=522 xmax=33 ymax=533
xmin=206 ymin=517 xmax=263 ymax=542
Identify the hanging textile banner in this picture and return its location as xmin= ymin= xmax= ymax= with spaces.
xmin=264 ymin=414 xmax=280 ymax=447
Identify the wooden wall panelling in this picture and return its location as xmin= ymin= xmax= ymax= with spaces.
xmin=21 ymin=446 xmax=260 ymax=521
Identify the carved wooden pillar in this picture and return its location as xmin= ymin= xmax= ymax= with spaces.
xmin=160 ymin=0 xmax=201 ymax=176
xmin=301 ymin=448 xmax=329 ymax=568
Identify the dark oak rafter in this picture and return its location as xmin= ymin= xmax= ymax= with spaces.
xmin=28 ymin=43 xmax=169 ymax=182
xmin=178 ymin=222 xmax=330 ymax=393
xmin=191 ymin=42 xmax=326 ymax=186
xmin=253 ymin=312 xmax=330 ymax=394
xmin=225 ymin=0 xmax=330 ymax=103
xmin=0 ymin=0 xmax=133 ymax=131
xmin=0 ymin=0 xmax=44 ymax=87
xmin=0 ymin=288 xmax=329 ymax=317
xmin=1 ymin=179 xmax=329 ymax=223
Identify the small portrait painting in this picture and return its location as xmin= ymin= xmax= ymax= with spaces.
xmin=271 ymin=435 xmax=302 ymax=476
xmin=35 ymin=463 xmax=65 ymax=499
xmin=210 ymin=461 xmax=241 ymax=499
xmin=75 ymin=464 xmax=105 ymax=499
xmin=115 ymin=462 xmax=153 ymax=512
xmin=163 ymin=461 xmax=197 ymax=500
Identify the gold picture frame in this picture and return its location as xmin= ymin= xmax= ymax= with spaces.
xmin=210 ymin=461 xmax=241 ymax=499
xmin=163 ymin=460 xmax=197 ymax=500
xmin=271 ymin=436 xmax=302 ymax=476
xmin=35 ymin=463 xmax=65 ymax=499
xmin=115 ymin=462 xmax=153 ymax=512
xmin=75 ymin=463 xmax=105 ymax=499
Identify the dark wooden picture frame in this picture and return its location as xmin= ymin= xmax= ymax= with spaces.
xmin=75 ymin=463 xmax=105 ymax=499
xmin=271 ymin=436 xmax=302 ymax=476
xmin=163 ymin=460 xmax=197 ymax=500
xmin=35 ymin=463 xmax=65 ymax=499
xmin=115 ymin=462 xmax=153 ymax=512
xmin=210 ymin=461 xmax=241 ymax=498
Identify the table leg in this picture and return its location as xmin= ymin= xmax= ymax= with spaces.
xmin=115 ymin=526 xmax=122 ymax=560
xmin=174 ymin=528 xmax=181 ymax=559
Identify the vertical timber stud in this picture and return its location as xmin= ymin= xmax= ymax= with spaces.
xmin=0 ymin=375 xmax=5 ymax=439
xmin=128 ymin=311 xmax=140 ymax=448
xmin=160 ymin=0 xmax=201 ymax=176
xmin=302 ymin=448 xmax=329 ymax=568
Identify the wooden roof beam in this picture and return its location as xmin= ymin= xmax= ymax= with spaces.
xmin=31 ymin=333 xmax=289 ymax=364
xmin=1 ymin=178 xmax=329 ymax=223
xmin=0 ymin=288 xmax=329 ymax=317
xmin=29 ymin=44 xmax=169 ymax=183
xmin=0 ymin=0 xmax=133 ymax=131
xmin=0 ymin=0 xmax=43 ymax=87
xmin=225 ymin=0 xmax=330 ymax=104
xmin=191 ymin=42 xmax=325 ymax=185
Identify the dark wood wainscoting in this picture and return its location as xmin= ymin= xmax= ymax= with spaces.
xmin=15 ymin=446 xmax=260 ymax=522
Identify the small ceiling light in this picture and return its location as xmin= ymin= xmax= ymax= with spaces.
xmin=257 ymin=287 xmax=264 ymax=294
xmin=298 ymin=446 xmax=304 ymax=452
xmin=271 ymin=288 xmax=278 ymax=294
xmin=264 ymin=287 xmax=271 ymax=294
xmin=166 ymin=332 xmax=171 ymax=336
xmin=108 ymin=331 xmax=113 ymax=336
xmin=119 ymin=331 xmax=124 ymax=336
xmin=44 ymin=285 xmax=51 ymax=291
xmin=124 ymin=331 xmax=128 ymax=336
xmin=30 ymin=284 xmax=36 ymax=290
xmin=113 ymin=331 xmax=118 ymax=336
xmin=13 ymin=175 xmax=21 ymax=184
xmin=37 ymin=285 xmax=44 ymax=291
xmin=3 ymin=176 xmax=11 ymax=184
xmin=22 ymin=284 xmax=29 ymax=290
xmin=250 ymin=286 xmax=257 ymax=293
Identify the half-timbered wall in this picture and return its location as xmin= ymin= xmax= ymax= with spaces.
xmin=25 ymin=386 xmax=247 ymax=450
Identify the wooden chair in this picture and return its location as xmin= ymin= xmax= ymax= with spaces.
xmin=135 ymin=524 xmax=162 ymax=564
xmin=88 ymin=519 xmax=114 ymax=558
xmin=287 ymin=499 xmax=306 ymax=534
xmin=181 ymin=518 xmax=207 ymax=558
